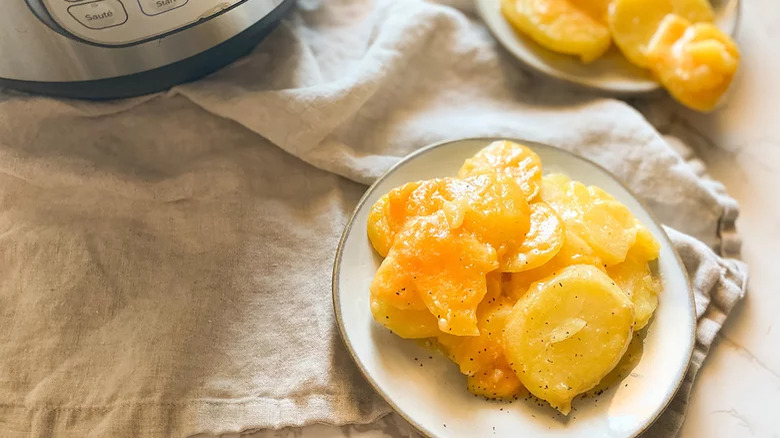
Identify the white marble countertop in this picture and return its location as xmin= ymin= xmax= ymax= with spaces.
xmin=237 ymin=1 xmax=780 ymax=436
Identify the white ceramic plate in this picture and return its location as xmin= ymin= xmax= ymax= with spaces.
xmin=476 ymin=0 xmax=740 ymax=94
xmin=333 ymin=138 xmax=695 ymax=438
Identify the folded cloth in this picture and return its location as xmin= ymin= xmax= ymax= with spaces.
xmin=0 ymin=0 xmax=746 ymax=437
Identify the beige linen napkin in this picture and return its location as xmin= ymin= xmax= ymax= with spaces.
xmin=0 ymin=0 xmax=746 ymax=437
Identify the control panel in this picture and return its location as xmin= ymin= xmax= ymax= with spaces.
xmin=41 ymin=0 xmax=250 ymax=46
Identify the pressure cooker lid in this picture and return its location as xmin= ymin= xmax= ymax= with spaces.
xmin=25 ymin=0 xmax=283 ymax=47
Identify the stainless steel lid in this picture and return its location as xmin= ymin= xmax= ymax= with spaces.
xmin=0 ymin=0 xmax=285 ymax=82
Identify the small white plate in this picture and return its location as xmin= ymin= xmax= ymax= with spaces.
xmin=476 ymin=0 xmax=740 ymax=94
xmin=333 ymin=138 xmax=695 ymax=438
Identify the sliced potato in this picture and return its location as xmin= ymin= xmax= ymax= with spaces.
xmin=369 ymin=247 xmax=428 ymax=311
xmin=367 ymin=183 xmax=418 ymax=257
xmin=438 ymin=297 xmax=513 ymax=375
xmin=628 ymin=223 xmax=661 ymax=262
xmin=608 ymin=0 xmax=714 ymax=68
xmin=467 ymin=364 xmax=526 ymax=399
xmin=504 ymin=264 xmax=634 ymax=414
xmin=370 ymin=295 xmax=441 ymax=339
xmin=501 ymin=0 xmax=612 ymax=63
xmin=366 ymin=179 xmax=470 ymax=257
xmin=578 ymin=0 xmax=613 ymax=24
xmin=376 ymin=212 xmax=498 ymax=336
xmin=459 ymin=140 xmax=543 ymax=202
xmin=366 ymin=174 xmax=530 ymax=261
xmin=574 ymin=184 xmax=638 ymax=264
xmin=608 ymin=258 xmax=660 ymax=329
xmin=646 ymin=15 xmax=740 ymax=112
xmin=502 ymin=201 xmax=565 ymax=272
xmin=502 ymin=225 xmax=604 ymax=301
xmin=460 ymin=174 xmax=531 ymax=258
xmin=438 ymin=296 xmax=525 ymax=399
xmin=543 ymin=175 xmax=637 ymax=265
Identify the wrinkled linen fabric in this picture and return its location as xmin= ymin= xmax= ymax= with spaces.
xmin=0 ymin=0 xmax=746 ymax=437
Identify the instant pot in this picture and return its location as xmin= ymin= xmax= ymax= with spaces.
xmin=0 ymin=0 xmax=295 ymax=99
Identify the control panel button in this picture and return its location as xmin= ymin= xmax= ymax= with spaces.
xmin=67 ymin=0 xmax=128 ymax=30
xmin=137 ymin=0 xmax=188 ymax=16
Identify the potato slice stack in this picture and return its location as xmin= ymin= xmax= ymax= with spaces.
xmin=500 ymin=0 xmax=740 ymax=111
xmin=367 ymin=140 xmax=661 ymax=413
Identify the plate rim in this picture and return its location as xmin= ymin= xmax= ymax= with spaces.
xmin=474 ymin=0 xmax=742 ymax=95
xmin=332 ymin=137 xmax=696 ymax=438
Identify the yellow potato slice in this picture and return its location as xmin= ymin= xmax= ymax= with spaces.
xmin=369 ymin=247 xmax=428 ymax=312
xmin=543 ymin=174 xmax=637 ymax=265
xmin=366 ymin=174 xmax=530 ymax=260
xmin=467 ymin=364 xmax=527 ymax=399
xmin=575 ymin=184 xmax=638 ymax=264
xmin=459 ymin=174 xmax=531 ymax=258
xmin=459 ymin=140 xmax=543 ymax=202
xmin=607 ymin=222 xmax=660 ymax=329
xmin=370 ymin=295 xmax=441 ymax=339
xmin=438 ymin=296 xmax=525 ymax=399
xmin=608 ymin=258 xmax=660 ymax=329
xmin=544 ymin=173 xmax=659 ymax=263
xmin=371 ymin=212 xmax=499 ymax=336
xmin=501 ymin=0 xmax=611 ymax=63
xmin=578 ymin=0 xmax=613 ymax=24
xmin=501 ymin=201 xmax=565 ymax=272
xmin=628 ymin=223 xmax=661 ymax=262
xmin=367 ymin=179 xmax=468 ymax=257
xmin=555 ymin=227 xmax=603 ymax=267
xmin=504 ymin=264 xmax=634 ymax=414
xmin=438 ymin=297 xmax=513 ymax=376
xmin=503 ymin=225 xmax=604 ymax=301
xmin=608 ymin=0 xmax=714 ymax=68
xmin=646 ymin=15 xmax=740 ymax=112
xmin=367 ymin=183 xmax=416 ymax=257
